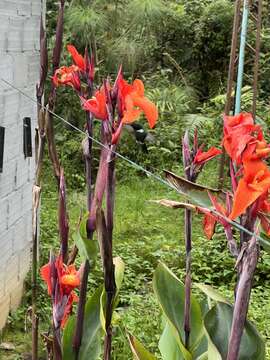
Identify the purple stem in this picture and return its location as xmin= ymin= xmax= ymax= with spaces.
xmin=227 ymin=234 xmax=259 ymax=360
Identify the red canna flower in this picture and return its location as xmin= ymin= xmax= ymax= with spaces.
xmin=118 ymin=78 xmax=158 ymax=128
xmin=200 ymin=193 xmax=230 ymax=240
xmin=193 ymin=146 xmax=222 ymax=166
xmin=53 ymin=65 xmax=81 ymax=91
xmin=81 ymin=86 xmax=108 ymax=120
xmin=229 ymin=159 xmax=270 ymax=220
xmin=67 ymin=45 xmax=85 ymax=71
xmin=40 ymin=256 xmax=80 ymax=328
xmin=223 ymin=112 xmax=253 ymax=133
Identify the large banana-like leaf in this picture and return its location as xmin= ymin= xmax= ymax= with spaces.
xmin=128 ymin=333 xmax=157 ymax=360
xmin=204 ymin=302 xmax=265 ymax=360
xmin=153 ymin=263 xmax=205 ymax=358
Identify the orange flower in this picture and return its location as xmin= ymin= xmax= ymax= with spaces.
xmin=230 ymin=159 xmax=270 ymax=219
xmin=81 ymin=87 xmax=108 ymax=120
xmin=223 ymin=112 xmax=253 ymax=133
xmin=40 ymin=256 xmax=80 ymax=328
xmin=53 ymin=65 xmax=80 ymax=90
xmin=67 ymin=45 xmax=85 ymax=71
xmin=118 ymin=78 xmax=158 ymax=128
xmin=223 ymin=113 xmax=256 ymax=164
xmin=193 ymin=146 xmax=222 ymax=166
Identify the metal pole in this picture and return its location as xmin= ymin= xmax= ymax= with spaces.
xmin=252 ymin=0 xmax=263 ymax=120
xmin=235 ymin=0 xmax=250 ymax=114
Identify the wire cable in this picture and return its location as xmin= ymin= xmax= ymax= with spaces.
xmin=0 ymin=77 xmax=269 ymax=247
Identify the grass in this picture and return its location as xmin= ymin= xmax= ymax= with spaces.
xmin=1 ymin=168 xmax=270 ymax=359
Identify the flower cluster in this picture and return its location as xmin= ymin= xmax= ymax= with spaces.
xmin=201 ymin=112 xmax=270 ymax=244
xmin=182 ymin=130 xmax=222 ymax=182
xmin=53 ymin=45 xmax=158 ymax=145
xmin=41 ymin=255 xmax=81 ymax=328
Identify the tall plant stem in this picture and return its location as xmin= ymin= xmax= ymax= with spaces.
xmin=32 ymin=11 xmax=48 ymax=357
xmin=73 ymin=110 xmax=94 ymax=358
xmin=72 ymin=259 xmax=90 ymax=358
xmin=227 ymin=235 xmax=259 ymax=360
xmin=184 ymin=208 xmax=192 ymax=349
xmin=32 ymin=185 xmax=41 ymax=360
xmin=104 ymin=149 xmax=117 ymax=360
xmin=218 ymin=0 xmax=241 ymax=189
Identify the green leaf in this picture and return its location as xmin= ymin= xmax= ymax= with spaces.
xmin=62 ymin=286 xmax=103 ymax=360
xmin=153 ymin=263 xmax=204 ymax=357
xmin=62 ymin=316 xmax=76 ymax=360
xmin=164 ymin=170 xmax=225 ymax=208
xmin=100 ymin=257 xmax=125 ymax=331
xmin=204 ymin=302 xmax=265 ymax=360
xmin=194 ymin=283 xmax=230 ymax=304
xmin=128 ymin=333 xmax=157 ymax=360
xmin=79 ymin=286 xmax=103 ymax=360
xmin=259 ymin=233 xmax=270 ymax=254
xmin=159 ymin=321 xmax=186 ymax=360
xmin=72 ymin=213 xmax=98 ymax=263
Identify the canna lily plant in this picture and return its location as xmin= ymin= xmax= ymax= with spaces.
xmin=40 ymin=43 xmax=158 ymax=360
xmin=144 ymin=113 xmax=269 ymax=360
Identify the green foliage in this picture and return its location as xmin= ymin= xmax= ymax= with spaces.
xmin=129 ymin=263 xmax=265 ymax=359
xmin=62 ymin=286 xmax=103 ymax=360
xmin=204 ymin=303 xmax=265 ymax=360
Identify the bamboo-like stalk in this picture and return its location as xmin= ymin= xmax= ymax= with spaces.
xmin=104 ymin=149 xmax=117 ymax=360
xmin=32 ymin=13 xmax=48 ymax=359
xmin=218 ymin=0 xmax=241 ymax=189
xmin=72 ymin=110 xmax=94 ymax=358
xmin=227 ymin=234 xmax=259 ymax=360
xmin=46 ymin=0 xmax=65 ymax=184
xmin=184 ymin=208 xmax=192 ymax=349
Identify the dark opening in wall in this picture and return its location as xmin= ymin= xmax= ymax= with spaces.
xmin=23 ymin=117 xmax=32 ymax=158
xmin=0 ymin=126 xmax=5 ymax=173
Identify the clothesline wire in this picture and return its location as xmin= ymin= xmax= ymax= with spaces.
xmin=0 ymin=77 xmax=267 ymax=248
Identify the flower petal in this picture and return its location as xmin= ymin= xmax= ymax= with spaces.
xmin=67 ymin=45 xmax=85 ymax=71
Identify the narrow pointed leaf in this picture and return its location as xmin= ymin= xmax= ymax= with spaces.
xmin=164 ymin=170 xmax=225 ymax=208
xmin=194 ymin=283 xmax=231 ymax=304
xmin=204 ymin=302 xmax=265 ymax=360
xmin=150 ymin=199 xmax=196 ymax=210
xmin=128 ymin=334 xmax=157 ymax=360
xmin=72 ymin=213 xmax=98 ymax=263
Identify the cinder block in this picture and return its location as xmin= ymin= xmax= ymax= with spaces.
xmin=21 ymin=182 xmax=33 ymax=212
xmin=0 ymin=226 xmax=14 ymax=266
xmin=12 ymin=53 xmax=28 ymax=88
xmin=0 ymin=1 xmax=17 ymax=16
xmin=0 ymin=197 xmax=9 ymax=231
xmin=32 ymin=1 xmax=42 ymax=17
xmin=10 ymin=281 xmax=24 ymax=310
xmin=0 ymin=294 xmax=10 ymax=329
xmin=17 ymin=1 xmax=32 ymax=16
xmin=6 ymin=189 xmax=23 ymax=228
xmin=18 ymin=245 xmax=31 ymax=280
xmin=0 ymin=158 xmax=17 ymax=198
xmin=5 ymin=255 xmax=20 ymax=295
xmin=7 ymin=17 xmax=24 ymax=52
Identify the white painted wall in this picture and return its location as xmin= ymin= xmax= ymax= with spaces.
xmin=0 ymin=0 xmax=42 ymax=328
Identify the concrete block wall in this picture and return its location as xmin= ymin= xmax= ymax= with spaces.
xmin=0 ymin=0 xmax=43 ymax=329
